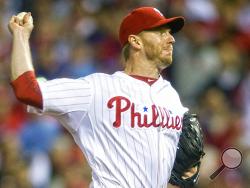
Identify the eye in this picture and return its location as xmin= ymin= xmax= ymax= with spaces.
xmin=159 ymin=29 xmax=171 ymax=37
xmin=160 ymin=31 xmax=169 ymax=38
xmin=161 ymin=32 xmax=167 ymax=37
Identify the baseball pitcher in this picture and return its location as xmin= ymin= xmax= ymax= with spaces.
xmin=8 ymin=7 xmax=204 ymax=188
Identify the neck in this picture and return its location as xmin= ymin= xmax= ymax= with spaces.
xmin=123 ymin=57 xmax=160 ymax=79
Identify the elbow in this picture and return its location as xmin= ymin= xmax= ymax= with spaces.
xmin=14 ymin=89 xmax=31 ymax=104
xmin=13 ymin=84 xmax=43 ymax=109
xmin=11 ymin=71 xmax=43 ymax=109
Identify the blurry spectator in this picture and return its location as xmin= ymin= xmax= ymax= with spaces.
xmin=240 ymin=63 xmax=250 ymax=147
xmin=50 ymin=134 xmax=91 ymax=188
xmin=172 ymin=24 xmax=221 ymax=105
xmin=0 ymin=85 xmax=27 ymax=135
xmin=19 ymin=116 xmax=60 ymax=156
xmin=216 ymin=38 xmax=244 ymax=97
xmin=184 ymin=0 xmax=219 ymax=23
xmin=0 ymin=134 xmax=31 ymax=188
xmin=198 ymin=87 xmax=242 ymax=150
xmin=62 ymin=42 xmax=97 ymax=78
xmin=19 ymin=115 xmax=61 ymax=188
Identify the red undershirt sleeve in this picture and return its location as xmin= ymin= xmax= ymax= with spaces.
xmin=10 ymin=71 xmax=43 ymax=109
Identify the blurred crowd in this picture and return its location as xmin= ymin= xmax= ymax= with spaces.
xmin=0 ymin=0 xmax=250 ymax=187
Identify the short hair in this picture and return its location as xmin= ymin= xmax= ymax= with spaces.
xmin=122 ymin=43 xmax=130 ymax=61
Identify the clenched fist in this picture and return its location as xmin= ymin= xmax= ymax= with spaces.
xmin=8 ymin=12 xmax=34 ymax=39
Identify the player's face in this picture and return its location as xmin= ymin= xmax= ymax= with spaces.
xmin=139 ymin=26 xmax=175 ymax=69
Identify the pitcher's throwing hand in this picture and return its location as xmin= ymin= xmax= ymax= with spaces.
xmin=8 ymin=12 xmax=33 ymax=38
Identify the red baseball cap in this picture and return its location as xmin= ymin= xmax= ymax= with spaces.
xmin=119 ymin=7 xmax=185 ymax=46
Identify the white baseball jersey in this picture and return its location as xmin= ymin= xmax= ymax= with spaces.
xmin=28 ymin=71 xmax=188 ymax=188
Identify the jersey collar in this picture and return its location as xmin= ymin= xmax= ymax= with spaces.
xmin=113 ymin=71 xmax=169 ymax=86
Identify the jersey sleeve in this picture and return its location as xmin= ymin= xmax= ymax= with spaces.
xmin=11 ymin=71 xmax=43 ymax=109
xmin=28 ymin=77 xmax=93 ymax=132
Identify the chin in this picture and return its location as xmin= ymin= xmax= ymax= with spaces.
xmin=163 ymin=58 xmax=173 ymax=67
xmin=157 ymin=55 xmax=173 ymax=69
xmin=159 ymin=61 xmax=172 ymax=70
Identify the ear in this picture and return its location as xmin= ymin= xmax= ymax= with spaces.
xmin=127 ymin=35 xmax=142 ymax=50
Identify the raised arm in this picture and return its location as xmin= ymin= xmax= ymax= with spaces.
xmin=8 ymin=12 xmax=42 ymax=109
xmin=8 ymin=12 xmax=34 ymax=80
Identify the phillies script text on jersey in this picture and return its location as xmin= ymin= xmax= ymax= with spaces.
xmin=107 ymin=96 xmax=183 ymax=129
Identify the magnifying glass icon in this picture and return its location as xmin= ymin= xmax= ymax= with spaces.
xmin=210 ymin=147 xmax=242 ymax=180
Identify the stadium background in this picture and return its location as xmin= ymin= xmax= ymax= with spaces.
xmin=0 ymin=0 xmax=250 ymax=187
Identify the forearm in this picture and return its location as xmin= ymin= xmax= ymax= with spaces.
xmin=10 ymin=29 xmax=43 ymax=109
xmin=11 ymin=30 xmax=34 ymax=81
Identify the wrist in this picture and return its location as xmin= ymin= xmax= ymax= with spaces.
xmin=12 ymin=29 xmax=30 ymax=41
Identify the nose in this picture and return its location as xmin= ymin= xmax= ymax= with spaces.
xmin=162 ymin=31 xmax=175 ymax=44
xmin=168 ymin=33 xmax=175 ymax=44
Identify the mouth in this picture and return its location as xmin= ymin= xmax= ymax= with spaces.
xmin=163 ymin=48 xmax=173 ymax=53
xmin=163 ymin=46 xmax=173 ymax=51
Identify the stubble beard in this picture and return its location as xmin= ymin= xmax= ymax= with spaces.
xmin=145 ymin=48 xmax=173 ymax=70
xmin=159 ymin=55 xmax=173 ymax=70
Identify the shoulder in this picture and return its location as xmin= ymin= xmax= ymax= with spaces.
xmin=161 ymin=78 xmax=178 ymax=93
xmin=80 ymin=72 xmax=112 ymax=80
xmin=80 ymin=72 xmax=125 ymax=82
xmin=162 ymin=79 xmax=188 ymax=112
xmin=162 ymin=78 xmax=183 ymax=99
